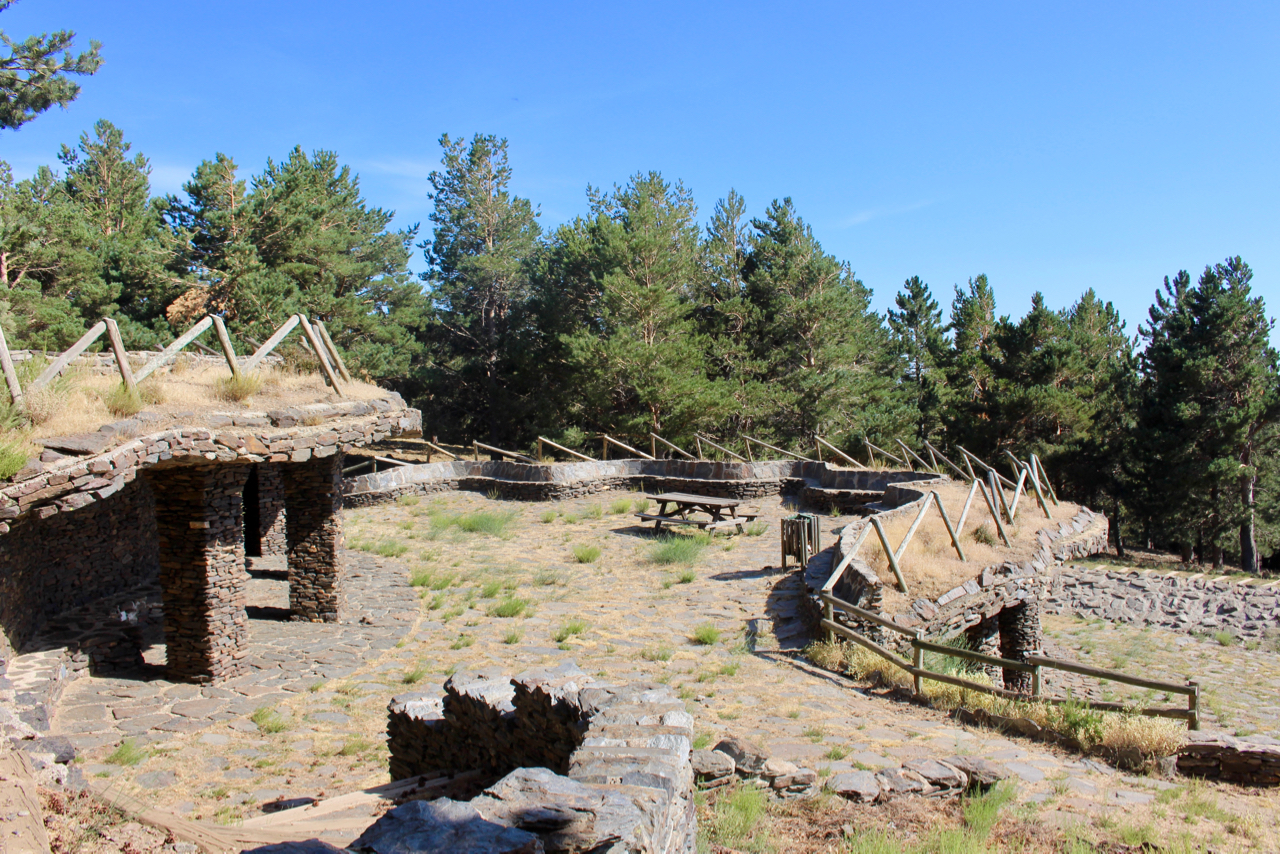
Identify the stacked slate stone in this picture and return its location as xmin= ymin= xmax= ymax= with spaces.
xmin=382 ymin=663 xmax=696 ymax=853
xmin=1177 ymin=734 xmax=1280 ymax=787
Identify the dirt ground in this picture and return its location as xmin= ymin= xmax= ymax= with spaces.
xmin=51 ymin=490 xmax=1280 ymax=852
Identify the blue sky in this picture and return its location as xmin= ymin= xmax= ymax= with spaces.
xmin=3 ymin=1 xmax=1277 ymax=342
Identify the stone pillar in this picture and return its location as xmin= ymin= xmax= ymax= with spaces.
xmin=255 ymin=464 xmax=288 ymax=557
xmin=965 ymin=616 xmax=1004 ymax=690
xmin=998 ymin=602 xmax=1042 ymax=693
xmin=150 ymin=465 xmax=251 ymax=683
xmin=284 ymin=452 xmax=344 ymax=621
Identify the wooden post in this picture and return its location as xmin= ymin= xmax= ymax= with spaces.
xmin=912 ymin=635 xmax=925 ymax=696
xmin=742 ymin=434 xmax=815 ymax=462
xmin=1188 ymin=681 xmax=1200 ymax=731
xmin=537 ymin=438 xmax=544 ymax=461
xmin=103 ymin=318 xmax=137 ymax=395
xmin=651 ymin=433 xmax=696 ymax=460
xmin=423 ymin=440 xmax=457 ymax=460
xmin=242 ymin=315 xmax=301 ymax=373
xmin=923 ymin=440 xmax=972 ymax=482
xmin=816 ymin=436 xmax=864 ymax=468
xmin=1033 ymin=454 xmax=1061 ymax=505
xmin=989 ymin=470 xmax=1014 ymax=523
xmin=815 ymin=437 xmax=822 ymax=462
xmin=136 ymin=315 xmax=215 ymax=382
xmin=1026 ymin=462 xmax=1054 ymax=520
xmin=1032 ymin=664 xmax=1042 ymax=698
xmin=977 ymin=479 xmax=1012 ymax=546
xmin=930 ymin=491 xmax=967 ymax=561
xmin=695 ymin=435 xmax=703 ymax=460
xmin=696 ymin=433 xmax=745 ymax=461
xmin=31 ymin=320 xmax=106 ymax=391
xmin=651 ymin=434 xmax=657 ymax=459
xmin=603 ymin=434 xmax=655 ymax=459
xmin=537 ymin=436 xmax=595 ymax=461
xmin=823 ymin=598 xmax=834 ymax=643
xmin=601 ymin=435 xmax=608 ymax=460
xmin=869 ymin=516 xmax=909 ymax=594
xmin=313 ymin=320 xmax=353 ymax=383
xmin=864 ymin=439 xmax=876 ymax=469
xmin=0 ymin=323 xmax=24 ymax=404
xmin=298 ymin=316 xmax=343 ymax=395
xmin=893 ymin=499 xmax=933 ymax=562
xmin=210 ymin=315 xmax=240 ymax=376
xmin=956 ymin=477 xmax=981 ymax=533
xmin=744 ymin=438 xmax=754 ymax=462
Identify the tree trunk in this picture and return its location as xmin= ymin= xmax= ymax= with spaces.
xmin=1239 ymin=468 xmax=1258 ymax=574
xmin=1110 ymin=497 xmax=1126 ymax=559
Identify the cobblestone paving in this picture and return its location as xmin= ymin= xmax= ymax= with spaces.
xmin=29 ymin=492 xmax=1279 ymax=847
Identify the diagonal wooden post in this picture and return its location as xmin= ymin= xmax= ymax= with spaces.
xmin=31 ymin=320 xmax=107 ymax=391
xmin=0 ymin=323 xmax=23 ymax=404
xmin=955 ymin=477 xmax=981 ymax=533
xmin=242 ymin=314 xmax=300 ymax=373
xmin=1025 ymin=461 xmax=1054 ymax=519
xmin=103 ymin=318 xmax=137 ymax=395
xmin=298 ymin=316 xmax=343 ymax=395
xmin=977 ymin=478 xmax=1012 ymax=546
xmin=313 ymin=319 xmax=353 ymax=383
xmin=930 ymin=491 xmax=967 ymax=561
xmin=136 ymin=316 xmax=215 ymax=382
xmin=210 ymin=315 xmax=240 ymax=376
xmin=868 ymin=516 xmax=909 ymax=594
xmin=989 ymin=470 xmax=1014 ymax=523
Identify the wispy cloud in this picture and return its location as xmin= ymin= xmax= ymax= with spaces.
xmin=837 ymin=198 xmax=936 ymax=228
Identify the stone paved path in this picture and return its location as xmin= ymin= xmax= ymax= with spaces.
xmin=22 ymin=491 xmax=1277 ymax=846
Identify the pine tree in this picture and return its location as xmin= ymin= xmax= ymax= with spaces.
xmin=0 ymin=1 xmax=101 ymax=130
xmin=1137 ymin=258 xmax=1279 ymax=570
xmin=887 ymin=276 xmax=949 ymax=446
xmin=564 ymin=172 xmax=720 ymax=440
xmin=420 ymin=134 xmax=541 ymax=440
xmin=942 ymin=274 xmax=1002 ymax=452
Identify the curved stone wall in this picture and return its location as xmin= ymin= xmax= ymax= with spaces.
xmin=343 ymin=458 xmax=937 ymax=506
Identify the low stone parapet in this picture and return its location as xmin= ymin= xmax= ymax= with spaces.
xmin=1176 ymin=733 xmax=1280 ymax=786
xmin=385 ymin=661 xmax=694 ymax=854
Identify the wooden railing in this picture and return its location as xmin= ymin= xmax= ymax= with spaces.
xmin=818 ymin=590 xmax=1201 ymax=729
xmin=1 ymin=312 xmax=353 ymax=405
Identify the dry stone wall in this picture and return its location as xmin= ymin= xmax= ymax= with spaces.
xmin=1045 ymin=568 xmax=1280 ymax=640
xmin=385 ymin=661 xmax=695 ymax=853
xmin=344 ymin=458 xmax=936 ymax=507
xmin=1176 ymin=733 xmax=1280 ymax=786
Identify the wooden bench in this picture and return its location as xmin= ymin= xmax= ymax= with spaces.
xmin=634 ymin=509 xmax=760 ymax=533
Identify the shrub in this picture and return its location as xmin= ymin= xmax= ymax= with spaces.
xmin=540 ymin=510 xmax=558 ymax=524
xmin=609 ymin=497 xmax=632 ymax=514
xmin=677 ymin=568 xmax=696 ymax=584
xmin=103 ymin=383 xmax=144 ymax=417
xmin=707 ymin=784 xmax=768 ymax=851
xmin=632 ymin=498 xmax=650 ymax=514
xmin=490 ymin=596 xmax=529 ymax=618
xmin=402 ymin=665 xmax=427 ymax=684
xmin=105 ymin=739 xmax=147 ymax=766
xmin=971 ymin=523 xmax=997 ymax=546
xmin=585 ymin=504 xmax=604 ymax=520
xmin=397 ymin=494 xmax=421 ymax=507
xmin=503 ymin=629 xmax=523 ymax=645
xmin=648 ymin=533 xmax=709 ymax=565
xmin=213 ymin=371 xmax=264 ymax=402
xmin=480 ymin=581 xmax=502 ymax=598
xmin=745 ymin=521 xmax=767 ymax=537
xmin=1100 ymin=712 xmax=1186 ymax=759
xmin=572 ymin=544 xmax=601 ymax=563
xmin=410 ymin=569 xmax=432 ymax=587
xmin=692 ymin=623 xmax=721 ymax=645
xmin=1214 ymin=630 xmax=1236 ymax=647
xmin=552 ymin=618 xmax=588 ymax=642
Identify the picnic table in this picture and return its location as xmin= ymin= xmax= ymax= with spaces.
xmin=634 ymin=492 xmax=759 ymax=533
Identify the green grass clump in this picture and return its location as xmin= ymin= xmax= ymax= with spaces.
xmin=250 ymin=706 xmax=287 ymax=734
xmin=647 ymin=532 xmax=710 ymax=566
xmin=375 ymin=540 xmax=409 ymax=557
xmin=1214 ymin=630 xmax=1236 ymax=647
xmin=213 ymin=371 xmax=264 ymax=402
xmin=397 ymin=494 xmax=420 ymax=506
xmin=337 ymin=737 xmax=372 ymax=757
xmin=104 ymin=739 xmax=147 ymax=766
xmin=450 ymin=634 xmax=474 ymax=650
xmin=0 ymin=439 xmax=27 ymax=481
xmin=693 ymin=732 xmax=713 ymax=750
xmin=744 ymin=521 xmax=767 ymax=537
xmin=402 ymin=665 xmax=427 ymax=684
xmin=824 ymin=744 xmax=848 ymax=760
xmin=429 ymin=574 xmax=455 ymax=591
xmin=552 ymin=618 xmax=588 ymax=642
xmin=692 ymin=623 xmax=721 ymax=645
xmin=533 ymin=569 xmax=563 ymax=586
xmin=572 ymin=544 xmax=601 ymax=563
xmin=490 ymin=596 xmax=530 ymax=618
xmin=706 ymin=785 xmax=768 ymax=851
xmin=641 ymin=645 xmax=673 ymax=662
xmin=609 ymin=497 xmax=632 ymax=514
xmin=480 ymin=581 xmax=502 ymax=598
xmin=409 ymin=569 xmax=433 ymax=587
xmin=632 ymin=498 xmax=651 ymax=513
xmin=540 ymin=510 xmax=558 ymax=523
xmin=585 ymin=504 xmax=605 ymax=520
xmin=454 ymin=509 xmax=518 ymax=536
xmin=103 ymin=383 xmax=144 ymax=417
xmin=677 ymin=568 xmax=696 ymax=584
xmin=503 ymin=628 xmax=524 ymax=645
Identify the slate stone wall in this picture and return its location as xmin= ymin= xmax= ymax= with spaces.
xmin=1177 ymin=734 xmax=1280 ymax=786
xmin=284 ymin=454 xmax=344 ymax=622
xmin=1045 ymin=568 xmax=1280 ymax=640
xmin=0 ymin=478 xmax=159 ymax=664
xmin=150 ymin=465 xmax=250 ymax=683
xmin=255 ymin=464 xmax=288 ymax=557
xmin=387 ymin=662 xmax=695 ymax=853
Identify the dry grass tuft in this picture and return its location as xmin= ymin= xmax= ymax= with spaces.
xmin=213 ymin=371 xmax=264 ymax=402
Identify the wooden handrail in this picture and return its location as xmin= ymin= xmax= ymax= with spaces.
xmin=865 ymin=439 xmax=904 ymax=465
xmin=31 ymin=320 xmax=106 ymax=391
xmin=473 ymin=440 xmax=535 ymax=464
xmin=243 ymin=315 xmax=300 ymax=373
xmin=601 ymin=434 xmax=654 ymax=460
xmin=821 ymin=619 xmax=913 ymax=668
xmin=695 ymin=433 xmax=746 ymax=462
xmin=923 ymin=440 xmax=972 ymax=482
xmin=1023 ymin=654 xmax=1198 ymax=696
xmin=815 ymin=435 xmax=864 ymax=468
xmin=422 ymin=440 xmax=458 ymax=460
xmin=538 ymin=436 xmax=594 ymax=462
xmin=819 ymin=592 xmax=917 ymax=637
xmin=650 ymin=433 xmax=696 ymax=460
xmin=0 ymin=324 xmax=21 ymax=404
xmin=742 ymin=434 xmax=814 ymax=462
xmin=958 ymin=446 xmax=1017 ymax=489
xmin=913 ymin=637 xmax=1036 ymax=673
